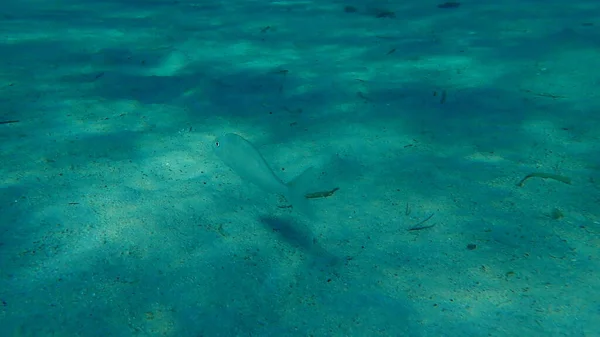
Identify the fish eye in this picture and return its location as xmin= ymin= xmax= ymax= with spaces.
xmin=215 ymin=141 xmax=220 ymax=147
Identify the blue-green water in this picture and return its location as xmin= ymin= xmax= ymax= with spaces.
xmin=1 ymin=1 xmax=599 ymax=336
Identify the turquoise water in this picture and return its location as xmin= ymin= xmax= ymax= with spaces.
xmin=1 ymin=0 xmax=599 ymax=336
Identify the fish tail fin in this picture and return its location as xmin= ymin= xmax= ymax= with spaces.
xmin=286 ymin=167 xmax=316 ymax=220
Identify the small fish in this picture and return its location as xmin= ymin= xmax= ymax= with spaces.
xmin=213 ymin=133 xmax=315 ymax=218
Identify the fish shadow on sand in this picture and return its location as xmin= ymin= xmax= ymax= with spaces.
xmin=258 ymin=215 xmax=341 ymax=270
xmin=259 ymin=215 xmax=314 ymax=249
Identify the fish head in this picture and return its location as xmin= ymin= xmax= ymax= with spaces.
xmin=212 ymin=133 xmax=257 ymax=170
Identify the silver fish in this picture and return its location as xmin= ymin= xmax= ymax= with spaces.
xmin=213 ymin=133 xmax=314 ymax=217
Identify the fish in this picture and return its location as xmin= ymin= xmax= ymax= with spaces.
xmin=213 ymin=133 xmax=315 ymax=218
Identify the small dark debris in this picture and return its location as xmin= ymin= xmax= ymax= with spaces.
xmin=438 ymin=2 xmax=461 ymax=9
xmin=467 ymin=243 xmax=477 ymax=250
xmin=581 ymin=22 xmax=594 ymax=27
xmin=375 ymin=10 xmax=395 ymax=18
xmin=356 ymin=91 xmax=371 ymax=101
xmin=92 ymin=72 xmax=105 ymax=81
xmin=407 ymin=213 xmax=435 ymax=231
xmin=344 ymin=5 xmax=357 ymax=13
